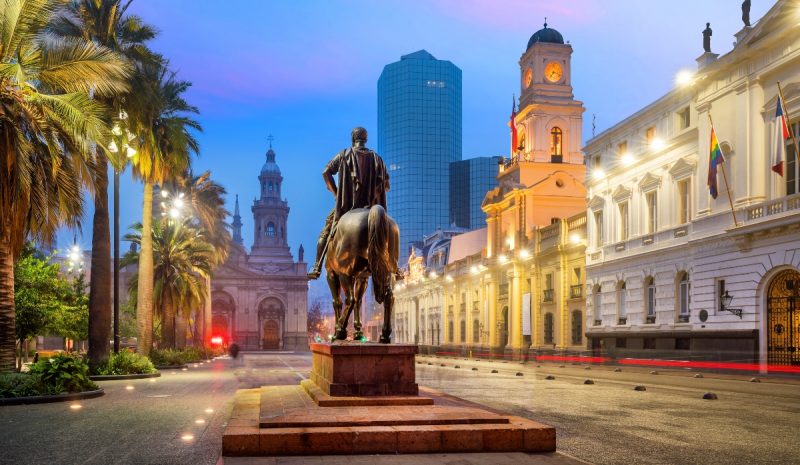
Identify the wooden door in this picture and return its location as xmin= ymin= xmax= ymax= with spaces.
xmin=262 ymin=319 xmax=280 ymax=350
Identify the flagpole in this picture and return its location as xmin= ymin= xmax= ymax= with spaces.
xmin=777 ymin=81 xmax=800 ymax=173
xmin=708 ymin=113 xmax=739 ymax=227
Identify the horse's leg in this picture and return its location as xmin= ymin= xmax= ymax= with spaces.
xmin=337 ymin=274 xmax=355 ymax=339
xmin=352 ymin=277 xmax=368 ymax=341
xmin=379 ymin=286 xmax=394 ymax=344
xmin=327 ymin=271 xmax=344 ymax=341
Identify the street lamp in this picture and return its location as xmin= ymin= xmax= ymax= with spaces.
xmin=720 ymin=290 xmax=742 ymax=318
xmin=66 ymin=237 xmax=84 ymax=274
xmin=108 ymin=109 xmax=137 ymax=354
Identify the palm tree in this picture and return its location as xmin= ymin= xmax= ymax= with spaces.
xmin=0 ymin=0 xmax=129 ymax=372
xmin=50 ymin=0 xmax=159 ymax=366
xmin=122 ymin=218 xmax=213 ymax=348
xmin=168 ymin=170 xmax=231 ymax=347
xmin=126 ymin=63 xmax=201 ymax=355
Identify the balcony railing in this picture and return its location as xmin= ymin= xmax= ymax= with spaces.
xmin=593 ymin=319 xmax=602 ymax=326
xmin=550 ymin=155 xmax=563 ymax=163
xmin=617 ymin=317 xmax=627 ymax=325
xmin=645 ymin=315 xmax=656 ymax=324
xmin=542 ymin=289 xmax=554 ymax=302
xmin=677 ymin=314 xmax=690 ymax=323
xmin=570 ymin=285 xmax=583 ymax=299
xmin=745 ymin=193 xmax=800 ymax=221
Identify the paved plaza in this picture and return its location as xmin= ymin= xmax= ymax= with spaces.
xmin=1 ymin=353 xmax=799 ymax=465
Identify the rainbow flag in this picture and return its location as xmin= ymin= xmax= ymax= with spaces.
xmin=707 ymin=125 xmax=724 ymax=199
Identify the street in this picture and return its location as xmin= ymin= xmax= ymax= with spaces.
xmin=2 ymin=352 xmax=799 ymax=465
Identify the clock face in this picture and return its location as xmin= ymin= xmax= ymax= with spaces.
xmin=544 ymin=61 xmax=563 ymax=83
xmin=524 ymin=68 xmax=533 ymax=88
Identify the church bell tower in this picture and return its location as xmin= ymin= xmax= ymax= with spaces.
xmin=250 ymin=142 xmax=292 ymax=263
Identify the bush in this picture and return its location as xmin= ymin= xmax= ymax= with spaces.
xmin=149 ymin=349 xmax=187 ymax=367
xmin=181 ymin=347 xmax=208 ymax=362
xmin=0 ymin=373 xmax=51 ymax=398
xmin=29 ymin=353 xmax=98 ymax=394
xmin=96 ymin=349 xmax=156 ymax=375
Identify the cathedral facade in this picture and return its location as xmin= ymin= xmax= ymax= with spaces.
xmin=210 ymin=145 xmax=309 ymax=351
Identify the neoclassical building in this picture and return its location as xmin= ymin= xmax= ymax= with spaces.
xmin=394 ymin=23 xmax=588 ymax=359
xmin=584 ymin=0 xmax=800 ymax=370
xmin=210 ymin=145 xmax=308 ymax=351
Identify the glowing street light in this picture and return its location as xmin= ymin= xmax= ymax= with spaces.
xmin=570 ymin=233 xmax=583 ymax=245
xmin=650 ymin=137 xmax=666 ymax=151
xmin=592 ymin=168 xmax=605 ymax=181
xmin=621 ymin=152 xmax=634 ymax=166
xmin=675 ymin=70 xmax=695 ymax=87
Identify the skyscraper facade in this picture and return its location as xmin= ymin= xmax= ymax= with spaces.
xmin=449 ymin=156 xmax=502 ymax=230
xmin=378 ymin=50 xmax=462 ymax=262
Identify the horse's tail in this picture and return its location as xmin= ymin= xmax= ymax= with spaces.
xmin=368 ymin=205 xmax=389 ymax=303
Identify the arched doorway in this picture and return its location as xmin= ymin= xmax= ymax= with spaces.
xmin=211 ymin=291 xmax=235 ymax=345
xmin=767 ymin=269 xmax=800 ymax=366
xmin=263 ymin=320 xmax=280 ymax=350
xmin=258 ymin=297 xmax=284 ymax=351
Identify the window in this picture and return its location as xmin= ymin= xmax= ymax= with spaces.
xmin=678 ymin=272 xmax=690 ymax=319
xmin=544 ymin=313 xmax=554 ymax=344
xmin=593 ymin=210 xmax=603 ymax=247
xmin=786 ymin=120 xmax=799 ymax=195
xmin=545 ymin=273 xmax=553 ymax=290
xmin=677 ymin=179 xmax=691 ymax=224
xmin=645 ymin=277 xmax=656 ymax=321
xmin=550 ymin=217 xmax=560 ymax=224
xmin=717 ymin=279 xmax=726 ymax=314
xmin=460 ymin=320 xmax=466 ymax=343
xmin=616 ymin=338 xmax=627 ymax=349
xmin=269 ymin=182 xmax=274 ymax=192
xmin=571 ymin=310 xmax=582 ymax=345
xmin=448 ymin=320 xmax=454 ymax=343
xmin=550 ymin=127 xmax=563 ymax=157
xmin=618 ymin=201 xmax=629 ymax=241
xmin=593 ymin=285 xmax=602 ymax=317
xmin=473 ymin=319 xmax=480 ymax=343
xmin=645 ymin=191 xmax=657 ymax=234
xmin=645 ymin=126 xmax=656 ymax=145
xmin=616 ymin=141 xmax=628 ymax=156
xmin=643 ymin=338 xmax=656 ymax=349
xmin=617 ymin=281 xmax=627 ymax=319
xmin=267 ymin=222 xmax=275 ymax=237
xmin=677 ymin=106 xmax=690 ymax=130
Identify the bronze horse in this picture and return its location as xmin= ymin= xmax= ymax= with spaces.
xmin=326 ymin=205 xmax=399 ymax=343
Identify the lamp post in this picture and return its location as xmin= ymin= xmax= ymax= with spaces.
xmin=108 ymin=110 xmax=136 ymax=353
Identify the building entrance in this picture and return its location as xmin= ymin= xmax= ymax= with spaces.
xmin=767 ymin=269 xmax=800 ymax=366
xmin=262 ymin=320 xmax=280 ymax=350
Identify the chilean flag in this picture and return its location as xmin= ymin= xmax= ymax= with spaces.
xmin=773 ymin=96 xmax=790 ymax=176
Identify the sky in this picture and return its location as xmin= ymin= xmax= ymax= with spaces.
xmin=55 ymin=0 xmax=772 ymax=297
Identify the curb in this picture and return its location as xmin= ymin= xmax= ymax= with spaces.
xmin=0 ymin=388 xmax=105 ymax=406
xmin=90 ymin=372 xmax=161 ymax=381
xmin=154 ymin=364 xmax=188 ymax=370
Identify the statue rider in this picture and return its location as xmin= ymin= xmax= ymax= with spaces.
xmin=307 ymin=127 xmax=390 ymax=280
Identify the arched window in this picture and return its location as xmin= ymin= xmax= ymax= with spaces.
xmin=571 ymin=310 xmax=582 ymax=345
xmin=550 ymin=127 xmax=563 ymax=160
xmin=267 ymin=222 xmax=275 ymax=237
xmin=645 ymin=277 xmax=656 ymax=322
xmin=678 ymin=272 xmax=690 ymax=320
xmin=617 ymin=281 xmax=627 ymax=323
xmin=544 ymin=313 xmax=554 ymax=344
xmin=268 ymin=182 xmax=274 ymax=192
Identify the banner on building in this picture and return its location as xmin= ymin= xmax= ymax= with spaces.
xmin=522 ymin=293 xmax=531 ymax=336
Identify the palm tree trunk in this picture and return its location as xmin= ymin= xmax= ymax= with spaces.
xmin=162 ymin=288 xmax=175 ymax=349
xmin=88 ymin=153 xmax=112 ymax=367
xmin=136 ymin=181 xmax=155 ymax=355
xmin=175 ymin=311 xmax=186 ymax=349
xmin=0 ymin=237 xmax=16 ymax=372
xmin=204 ymin=276 xmax=212 ymax=348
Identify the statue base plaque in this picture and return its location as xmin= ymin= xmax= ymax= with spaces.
xmin=309 ymin=342 xmax=418 ymax=397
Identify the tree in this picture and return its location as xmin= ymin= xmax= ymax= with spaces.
xmin=122 ymin=218 xmax=213 ymax=349
xmin=126 ymin=63 xmax=201 ymax=355
xmin=50 ymin=273 xmax=89 ymax=347
xmin=14 ymin=247 xmax=59 ymax=369
xmin=0 ymin=0 xmax=129 ymax=372
xmin=50 ymin=0 xmax=160 ymax=367
xmin=307 ymin=299 xmax=333 ymax=341
xmin=166 ymin=170 xmax=231 ymax=346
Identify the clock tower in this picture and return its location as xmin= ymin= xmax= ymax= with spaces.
xmin=514 ymin=21 xmax=584 ymax=166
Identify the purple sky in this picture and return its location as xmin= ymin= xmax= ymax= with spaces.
xmin=56 ymin=0 xmax=770 ymax=297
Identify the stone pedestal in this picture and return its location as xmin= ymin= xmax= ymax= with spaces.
xmin=309 ymin=342 xmax=418 ymax=396
xmin=734 ymin=26 xmax=753 ymax=45
xmin=696 ymin=51 xmax=720 ymax=69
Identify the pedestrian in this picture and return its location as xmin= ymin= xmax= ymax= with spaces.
xmin=229 ymin=343 xmax=240 ymax=359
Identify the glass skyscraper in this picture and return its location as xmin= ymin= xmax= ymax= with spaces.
xmin=378 ymin=50 xmax=462 ymax=263
xmin=450 ymin=156 xmax=502 ymax=230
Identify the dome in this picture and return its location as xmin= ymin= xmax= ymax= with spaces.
xmin=261 ymin=148 xmax=281 ymax=175
xmin=527 ymin=22 xmax=564 ymax=49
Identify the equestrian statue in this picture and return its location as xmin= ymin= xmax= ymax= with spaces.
xmin=308 ymin=127 xmax=400 ymax=343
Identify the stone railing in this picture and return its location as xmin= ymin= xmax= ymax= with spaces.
xmin=542 ymin=289 xmax=554 ymax=302
xmin=538 ymin=222 xmax=561 ymax=251
xmin=570 ymin=285 xmax=583 ymax=299
xmin=745 ymin=193 xmax=800 ymax=221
